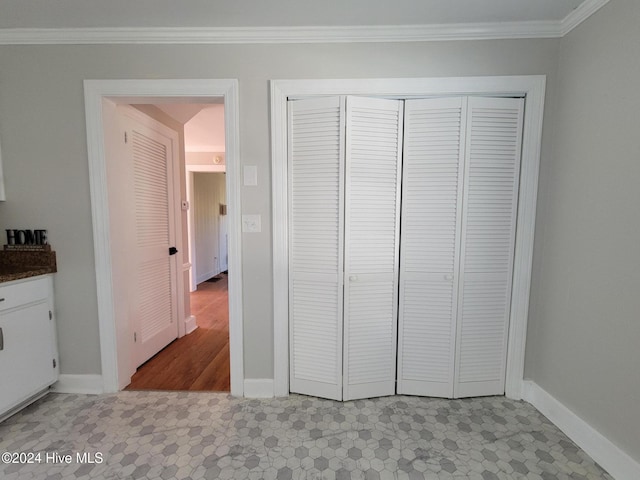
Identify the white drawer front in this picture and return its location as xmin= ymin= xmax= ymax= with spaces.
xmin=0 ymin=277 xmax=49 ymax=312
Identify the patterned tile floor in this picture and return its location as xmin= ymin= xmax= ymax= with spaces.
xmin=0 ymin=392 xmax=612 ymax=480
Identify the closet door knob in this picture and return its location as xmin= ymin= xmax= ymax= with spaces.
xmin=444 ymin=274 xmax=454 ymax=281
xmin=349 ymin=275 xmax=359 ymax=282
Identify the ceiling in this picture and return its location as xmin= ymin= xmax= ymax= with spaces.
xmin=155 ymin=104 xmax=205 ymax=125
xmin=0 ymin=0 xmax=588 ymax=29
xmin=183 ymin=105 xmax=225 ymax=153
xmin=153 ymin=104 xmax=226 ymax=153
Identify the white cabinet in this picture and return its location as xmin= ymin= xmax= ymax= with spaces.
xmin=0 ymin=275 xmax=58 ymax=420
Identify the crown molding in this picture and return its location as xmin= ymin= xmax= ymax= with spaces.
xmin=0 ymin=3 xmax=610 ymax=46
xmin=561 ymin=0 xmax=610 ymax=36
xmin=0 ymin=22 xmax=559 ymax=45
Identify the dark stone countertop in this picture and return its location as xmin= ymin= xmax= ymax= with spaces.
xmin=0 ymin=250 xmax=57 ymax=283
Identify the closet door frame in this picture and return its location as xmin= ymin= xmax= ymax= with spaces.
xmin=271 ymin=76 xmax=546 ymax=400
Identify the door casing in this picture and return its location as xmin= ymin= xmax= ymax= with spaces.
xmin=186 ymin=164 xmax=226 ymax=292
xmin=84 ymin=79 xmax=243 ymax=396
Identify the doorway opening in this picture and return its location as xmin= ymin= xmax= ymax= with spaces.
xmin=84 ymin=79 xmax=243 ymax=396
xmin=124 ymin=103 xmax=231 ymax=391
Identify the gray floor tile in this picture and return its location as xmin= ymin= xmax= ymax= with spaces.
xmin=0 ymin=392 xmax=613 ymax=479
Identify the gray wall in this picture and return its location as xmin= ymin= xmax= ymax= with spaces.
xmin=0 ymin=40 xmax=560 ymax=381
xmin=526 ymin=0 xmax=640 ymax=462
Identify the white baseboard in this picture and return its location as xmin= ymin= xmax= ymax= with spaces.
xmin=244 ymin=379 xmax=274 ymax=398
xmin=523 ymin=380 xmax=640 ymax=480
xmin=196 ymin=270 xmax=217 ymax=285
xmin=185 ymin=315 xmax=198 ymax=334
xmin=51 ymin=374 xmax=104 ymax=395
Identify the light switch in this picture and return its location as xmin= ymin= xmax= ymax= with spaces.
xmin=242 ymin=214 xmax=261 ymax=233
xmin=244 ymin=165 xmax=258 ymax=186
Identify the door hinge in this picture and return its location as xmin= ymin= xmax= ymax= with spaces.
xmin=49 ymin=310 xmax=53 ymax=320
xmin=53 ymin=359 xmax=57 ymax=369
xmin=134 ymin=332 xmax=137 ymax=343
xmin=124 ymin=131 xmax=128 ymax=144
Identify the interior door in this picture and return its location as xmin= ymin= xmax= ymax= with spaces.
xmin=398 ymin=96 xmax=524 ymax=399
xmin=397 ymin=97 xmax=466 ymax=398
xmin=343 ymin=96 xmax=403 ymax=401
xmin=287 ymin=94 xmax=523 ymax=401
xmin=453 ymin=97 xmax=524 ymax=397
xmin=121 ymin=112 xmax=180 ymax=368
xmin=288 ymin=96 xmax=345 ymax=400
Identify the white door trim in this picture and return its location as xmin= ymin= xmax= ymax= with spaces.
xmin=271 ymin=76 xmax=546 ymax=399
xmin=186 ymin=164 xmax=227 ymax=291
xmin=84 ymin=79 xmax=244 ymax=396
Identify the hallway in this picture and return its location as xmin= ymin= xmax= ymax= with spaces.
xmin=126 ymin=274 xmax=230 ymax=391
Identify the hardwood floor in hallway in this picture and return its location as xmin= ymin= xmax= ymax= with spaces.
xmin=126 ymin=274 xmax=230 ymax=391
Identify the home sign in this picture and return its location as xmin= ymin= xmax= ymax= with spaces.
xmin=6 ymin=229 xmax=48 ymax=246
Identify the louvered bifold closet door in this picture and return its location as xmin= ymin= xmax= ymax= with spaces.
xmin=397 ymin=97 xmax=466 ymax=398
xmin=453 ymin=97 xmax=524 ymax=398
xmin=288 ymin=96 xmax=345 ymax=400
xmin=343 ymin=97 xmax=403 ymax=401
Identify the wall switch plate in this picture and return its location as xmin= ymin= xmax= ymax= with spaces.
xmin=242 ymin=214 xmax=261 ymax=233
xmin=244 ymin=165 xmax=258 ymax=186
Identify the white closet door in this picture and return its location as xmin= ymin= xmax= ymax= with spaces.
xmin=397 ymin=97 xmax=467 ymax=398
xmin=343 ymin=96 xmax=403 ymax=401
xmin=454 ymin=97 xmax=524 ymax=398
xmin=288 ymin=96 xmax=345 ymax=400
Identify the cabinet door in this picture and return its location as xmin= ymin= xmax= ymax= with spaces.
xmin=453 ymin=97 xmax=524 ymax=398
xmin=343 ymin=96 xmax=403 ymax=401
xmin=288 ymin=96 xmax=345 ymax=400
xmin=397 ymin=97 xmax=466 ymax=398
xmin=0 ymin=301 xmax=55 ymax=414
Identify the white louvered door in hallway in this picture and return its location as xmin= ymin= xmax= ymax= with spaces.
xmin=121 ymin=114 xmax=180 ymax=368
xmin=288 ymin=95 xmax=524 ymax=401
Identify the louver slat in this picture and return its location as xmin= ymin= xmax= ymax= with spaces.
xmin=343 ymin=97 xmax=403 ymax=401
xmin=133 ymin=131 xmax=170 ymax=247
xmin=288 ymin=97 xmax=344 ymax=401
xmin=397 ymin=97 xmax=466 ymax=398
xmin=138 ymin=259 xmax=173 ymax=341
xmin=454 ymin=97 xmax=524 ymax=398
